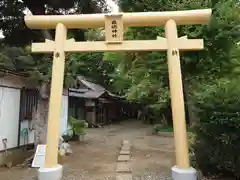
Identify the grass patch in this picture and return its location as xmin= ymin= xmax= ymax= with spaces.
xmin=153 ymin=125 xmax=173 ymax=133
xmin=187 ymin=127 xmax=195 ymax=132
xmin=158 ymin=126 xmax=173 ymax=132
xmin=153 ymin=125 xmax=195 ymax=133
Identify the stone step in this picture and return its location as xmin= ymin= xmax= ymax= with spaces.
xmin=122 ymin=140 xmax=130 ymax=145
xmin=122 ymin=140 xmax=132 ymax=147
xmin=117 ymin=155 xmax=130 ymax=162
xmin=116 ymin=162 xmax=132 ymax=173
xmin=116 ymin=173 xmax=132 ymax=180
xmin=119 ymin=150 xmax=131 ymax=155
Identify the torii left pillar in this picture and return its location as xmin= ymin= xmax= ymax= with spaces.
xmin=38 ymin=23 xmax=66 ymax=180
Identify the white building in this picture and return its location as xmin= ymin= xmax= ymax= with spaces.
xmin=0 ymin=69 xmax=68 ymax=153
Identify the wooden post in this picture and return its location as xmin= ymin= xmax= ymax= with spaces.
xmin=165 ymin=19 xmax=189 ymax=169
xmin=44 ymin=23 xmax=67 ymax=168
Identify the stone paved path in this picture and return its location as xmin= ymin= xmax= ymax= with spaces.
xmin=116 ymin=140 xmax=132 ymax=179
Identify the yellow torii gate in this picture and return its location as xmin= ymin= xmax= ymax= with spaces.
xmin=24 ymin=9 xmax=212 ymax=180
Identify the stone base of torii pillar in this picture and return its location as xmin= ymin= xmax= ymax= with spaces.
xmin=38 ymin=164 xmax=62 ymax=180
xmin=172 ymin=166 xmax=197 ymax=180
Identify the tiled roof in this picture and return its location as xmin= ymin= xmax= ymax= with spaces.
xmin=69 ymin=76 xmax=123 ymax=100
xmin=77 ymin=76 xmax=105 ymax=91
xmin=69 ymin=90 xmax=105 ymax=98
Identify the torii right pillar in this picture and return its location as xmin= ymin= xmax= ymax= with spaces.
xmin=165 ymin=19 xmax=196 ymax=180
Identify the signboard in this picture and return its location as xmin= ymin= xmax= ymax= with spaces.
xmin=32 ymin=144 xmax=46 ymax=168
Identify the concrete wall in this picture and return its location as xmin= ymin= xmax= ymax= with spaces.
xmin=0 ymin=73 xmax=70 ymax=166
xmin=0 ymin=74 xmax=26 ymax=88
xmin=0 ymin=74 xmax=30 ymax=151
xmin=0 ymin=86 xmax=21 ymax=151
xmin=0 ymin=74 xmax=32 ymax=165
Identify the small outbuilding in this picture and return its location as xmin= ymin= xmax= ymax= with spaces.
xmin=68 ymin=76 xmax=124 ymax=126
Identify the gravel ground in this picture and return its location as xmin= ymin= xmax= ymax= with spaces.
xmin=132 ymin=170 xmax=213 ymax=180
xmin=0 ymin=168 xmax=213 ymax=180
xmin=133 ymin=169 xmax=171 ymax=180
xmin=0 ymin=120 xmax=218 ymax=180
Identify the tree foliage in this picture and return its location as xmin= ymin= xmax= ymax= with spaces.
xmin=192 ymin=78 xmax=240 ymax=178
xmin=104 ymin=0 xmax=240 ymax=118
xmin=0 ymin=0 xmax=115 ymax=88
xmin=105 ymin=1 xmax=240 ymax=176
xmin=0 ymin=0 xmax=109 ymax=46
xmin=1 ymin=0 xmax=240 ymax=124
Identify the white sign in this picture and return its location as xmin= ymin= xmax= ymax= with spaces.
xmin=32 ymin=144 xmax=46 ymax=168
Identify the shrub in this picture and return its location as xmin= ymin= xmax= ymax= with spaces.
xmin=188 ymin=131 xmax=197 ymax=167
xmin=69 ymin=116 xmax=88 ymax=136
xmin=193 ymin=79 xmax=240 ymax=178
xmin=152 ymin=124 xmax=173 ymax=133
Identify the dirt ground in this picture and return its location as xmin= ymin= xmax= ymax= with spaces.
xmin=0 ymin=120 xmax=175 ymax=180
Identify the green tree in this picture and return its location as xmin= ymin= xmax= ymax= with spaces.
xmin=192 ymin=78 xmax=240 ymax=178
xmin=103 ymin=0 xmax=240 ymax=124
xmin=0 ymin=0 xmax=115 ymax=87
xmin=0 ymin=0 xmax=109 ymax=46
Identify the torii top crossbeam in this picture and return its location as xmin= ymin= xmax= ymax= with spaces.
xmin=24 ymin=9 xmax=211 ymax=29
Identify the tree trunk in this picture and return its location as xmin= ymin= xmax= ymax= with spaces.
xmin=26 ymin=2 xmax=53 ymax=146
xmin=31 ymin=81 xmax=50 ymax=147
xmin=183 ymin=81 xmax=199 ymax=127
xmin=32 ymin=98 xmax=49 ymax=147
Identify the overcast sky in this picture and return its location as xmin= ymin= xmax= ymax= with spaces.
xmin=106 ymin=0 xmax=119 ymax=12
xmin=0 ymin=30 xmax=3 ymax=38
